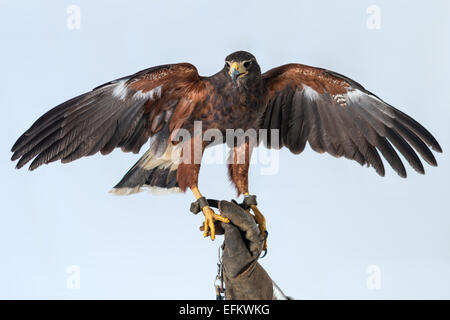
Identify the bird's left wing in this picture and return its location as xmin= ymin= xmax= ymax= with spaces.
xmin=11 ymin=63 xmax=202 ymax=170
xmin=260 ymin=64 xmax=442 ymax=177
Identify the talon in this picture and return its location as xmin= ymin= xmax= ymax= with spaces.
xmin=260 ymin=249 xmax=268 ymax=259
xmin=202 ymin=205 xmax=229 ymax=240
xmin=191 ymin=186 xmax=229 ymax=241
xmin=260 ymin=231 xmax=269 ymax=257
xmin=249 ymin=204 xmax=268 ymax=252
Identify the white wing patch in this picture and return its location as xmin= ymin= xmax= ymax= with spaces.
xmin=112 ymin=80 xmax=129 ymax=100
xmin=302 ymin=84 xmax=366 ymax=107
xmin=346 ymin=89 xmax=364 ymax=101
xmin=133 ymin=85 xmax=162 ymax=100
xmin=302 ymin=84 xmax=319 ymax=100
xmin=112 ymin=80 xmax=162 ymax=101
xmin=333 ymin=94 xmax=347 ymax=106
xmin=331 ymin=89 xmax=368 ymax=107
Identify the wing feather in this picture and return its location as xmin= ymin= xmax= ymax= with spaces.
xmin=261 ymin=64 xmax=442 ymax=177
xmin=11 ymin=63 xmax=201 ymax=170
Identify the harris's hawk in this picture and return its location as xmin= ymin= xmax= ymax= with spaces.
xmin=11 ymin=51 xmax=442 ymax=246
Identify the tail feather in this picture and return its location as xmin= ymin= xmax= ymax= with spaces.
xmin=110 ymin=144 xmax=182 ymax=195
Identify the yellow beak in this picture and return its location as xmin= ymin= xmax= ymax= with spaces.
xmin=228 ymin=61 xmax=248 ymax=81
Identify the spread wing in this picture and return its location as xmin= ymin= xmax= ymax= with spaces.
xmin=11 ymin=63 xmax=203 ymax=170
xmin=260 ymin=64 xmax=442 ymax=177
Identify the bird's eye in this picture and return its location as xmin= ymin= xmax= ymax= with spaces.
xmin=225 ymin=62 xmax=231 ymax=68
xmin=243 ymin=61 xmax=251 ymax=68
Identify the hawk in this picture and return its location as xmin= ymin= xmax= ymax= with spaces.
xmin=11 ymin=51 xmax=442 ymax=247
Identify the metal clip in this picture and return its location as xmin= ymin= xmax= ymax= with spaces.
xmin=214 ymin=243 xmax=225 ymax=300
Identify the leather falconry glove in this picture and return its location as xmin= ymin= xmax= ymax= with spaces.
xmin=217 ymin=200 xmax=273 ymax=300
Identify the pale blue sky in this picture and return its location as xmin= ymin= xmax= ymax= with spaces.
xmin=1 ymin=0 xmax=449 ymax=299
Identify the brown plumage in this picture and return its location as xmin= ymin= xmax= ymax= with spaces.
xmin=11 ymin=51 xmax=442 ymax=198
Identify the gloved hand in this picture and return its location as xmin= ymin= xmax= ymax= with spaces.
xmin=216 ymin=200 xmax=273 ymax=300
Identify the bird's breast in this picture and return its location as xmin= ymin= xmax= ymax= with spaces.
xmin=181 ymin=78 xmax=263 ymax=139
xmin=208 ymin=92 xmax=261 ymax=132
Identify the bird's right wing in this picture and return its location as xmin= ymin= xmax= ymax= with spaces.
xmin=11 ymin=63 xmax=205 ymax=170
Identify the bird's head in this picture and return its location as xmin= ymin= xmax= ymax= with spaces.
xmin=224 ymin=51 xmax=261 ymax=84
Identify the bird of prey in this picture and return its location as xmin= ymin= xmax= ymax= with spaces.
xmin=11 ymin=51 xmax=442 ymax=246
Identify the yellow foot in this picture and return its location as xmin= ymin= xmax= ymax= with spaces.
xmin=191 ymin=185 xmax=230 ymax=240
xmin=249 ymin=204 xmax=268 ymax=252
xmin=201 ymin=205 xmax=230 ymax=240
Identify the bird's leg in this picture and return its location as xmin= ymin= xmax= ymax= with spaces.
xmin=244 ymin=193 xmax=268 ymax=251
xmin=178 ymin=138 xmax=229 ymax=240
xmin=228 ymin=141 xmax=268 ymax=251
xmin=191 ymin=185 xmax=229 ymax=240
